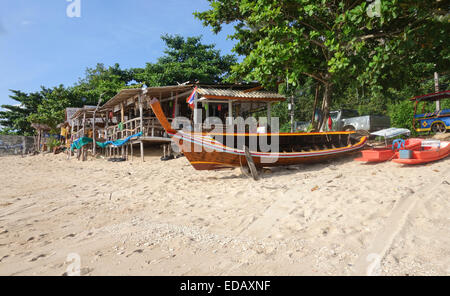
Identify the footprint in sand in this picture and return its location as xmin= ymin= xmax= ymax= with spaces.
xmin=126 ymin=249 xmax=144 ymax=257
xmin=0 ymin=255 xmax=9 ymax=262
xmin=29 ymin=254 xmax=46 ymax=262
xmin=64 ymin=233 xmax=76 ymax=239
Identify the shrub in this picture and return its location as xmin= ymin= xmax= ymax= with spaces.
xmin=46 ymin=138 xmax=61 ymax=151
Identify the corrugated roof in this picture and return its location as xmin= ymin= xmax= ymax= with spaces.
xmin=101 ymin=89 xmax=143 ymax=109
xmin=71 ymin=106 xmax=101 ymax=120
xmin=197 ymin=87 xmax=285 ymax=101
xmin=102 ymin=86 xmax=194 ymax=109
xmin=31 ymin=123 xmax=52 ymax=131
xmin=101 ymin=84 xmax=285 ymax=110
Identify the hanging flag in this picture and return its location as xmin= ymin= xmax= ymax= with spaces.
xmin=186 ymin=87 xmax=198 ymax=109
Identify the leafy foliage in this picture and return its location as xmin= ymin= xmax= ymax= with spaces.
xmin=134 ymin=35 xmax=237 ymax=86
xmin=196 ymin=0 xmax=449 ymax=129
xmin=73 ymin=63 xmax=136 ymax=105
xmin=0 ymin=90 xmax=43 ymax=135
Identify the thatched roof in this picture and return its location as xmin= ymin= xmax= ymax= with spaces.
xmin=31 ymin=123 xmax=52 ymax=131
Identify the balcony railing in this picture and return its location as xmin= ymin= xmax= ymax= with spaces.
xmin=105 ymin=117 xmax=170 ymax=141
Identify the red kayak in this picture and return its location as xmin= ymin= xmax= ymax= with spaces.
xmin=355 ymin=138 xmax=423 ymax=163
xmin=393 ymin=140 xmax=450 ymax=165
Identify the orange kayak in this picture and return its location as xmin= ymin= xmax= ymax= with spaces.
xmin=355 ymin=138 xmax=423 ymax=163
xmin=393 ymin=141 xmax=450 ymax=165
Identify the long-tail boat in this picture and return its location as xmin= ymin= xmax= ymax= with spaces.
xmin=149 ymin=99 xmax=368 ymax=170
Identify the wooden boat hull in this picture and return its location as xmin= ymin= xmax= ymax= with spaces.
xmin=392 ymin=141 xmax=450 ymax=165
xmin=355 ymin=138 xmax=423 ymax=163
xmin=148 ymin=97 xmax=367 ymax=170
xmin=173 ymin=131 xmax=368 ymax=170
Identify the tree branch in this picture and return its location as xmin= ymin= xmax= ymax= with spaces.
xmin=302 ymin=72 xmax=327 ymax=84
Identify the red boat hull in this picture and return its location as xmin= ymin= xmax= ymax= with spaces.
xmin=393 ymin=141 xmax=450 ymax=164
xmin=355 ymin=138 xmax=423 ymax=163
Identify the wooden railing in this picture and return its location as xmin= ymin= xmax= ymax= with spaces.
xmin=105 ymin=117 xmax=170 ymax=141
xmin=73 ymin=127 xmax=106 ymax=141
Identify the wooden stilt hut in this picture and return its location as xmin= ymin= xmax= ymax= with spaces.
xmin=99 ymin=84 xmax=284 ymax=162
xmin=70 ymin=106 xmax=109 ymax=161
xmin=31 ymin=123 xmax=52 ymax=153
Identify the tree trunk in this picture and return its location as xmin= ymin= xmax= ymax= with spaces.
xmin=311 ymin=83 xmax=320 ymax=131
xmin=318 ymin=83 xmax=331 ymax=132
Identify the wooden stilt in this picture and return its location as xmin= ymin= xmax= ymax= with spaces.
xmin=243 ymin=146 xmax=260 ymax=181
xmin=131 ymin=143 xmax=134 ymax=161
xmin=140 ymin=141 xmax=144 ymax=162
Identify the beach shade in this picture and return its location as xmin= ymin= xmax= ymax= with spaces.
xmin=370 ymin=128 xmax=411 ymax=139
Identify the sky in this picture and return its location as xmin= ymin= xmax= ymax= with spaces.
xmin=0 ymin=0 xmax=238 ymax=107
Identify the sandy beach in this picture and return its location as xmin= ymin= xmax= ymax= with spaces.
xmin=0 ymin=147 xmax=449 ymax=276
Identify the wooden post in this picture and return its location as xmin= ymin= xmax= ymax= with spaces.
xmin=139 ymin=97 xmax=144 ymax=162
xmin=311 ymin=83 xmax=319 ymax=129
xmin=267 ymin=102 xmax=272 ymax=128
xmin=121 ymin=103 xmax=125 ymax=157
xmin=290 ymin=96 xmax=295 ymax=133
xmin=130 ymin=143 xmax=133 ymax=161
xmin=227 ymin=100 xmax=233 ymax=125
xmin=37 ymin=130 xmax=41 ymax=152
xmin=194 ymin=92 xmax=199 ymax=125
xmin=82 ymin=111 xmax=86 ymax=136
xmin=435 ymin=72 xmax=440 ymax=111
xmin=70 ymin=121 xmax=74 ymax=157
xmin=92 ymin=111 xmax=97 ymax=156
xmin=175 ymin=92 xmax=179 ymax=117
xmin=139 ymin=99 xmax=144 ymax=133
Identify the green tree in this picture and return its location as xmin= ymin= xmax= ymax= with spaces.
xmin=195 ymin=0 xmax=449 ymax=129
xmin=0 ymin=90 xmax=44 ymax=135
xmin=134 ymin=34 xmax=237 ymax=86
xmin=27 ymin=85 xmax=78 ymax=131
xmin=74 ymin=63 xmax=136 ymax=105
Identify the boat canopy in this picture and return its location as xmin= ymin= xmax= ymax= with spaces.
xmin=409 ymin=90 xmax=450 ymax=102
xmin=370 ymin=128 xmax=411 ymax=139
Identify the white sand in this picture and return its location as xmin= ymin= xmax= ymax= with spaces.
xmin=0 ymin=149 xmax=449 ymax=275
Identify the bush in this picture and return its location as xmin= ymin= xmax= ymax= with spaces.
xmin=46 ymin=138 xmax=61 ymax=151
xmin=387 ymin=100 xmax=415 ymax=130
